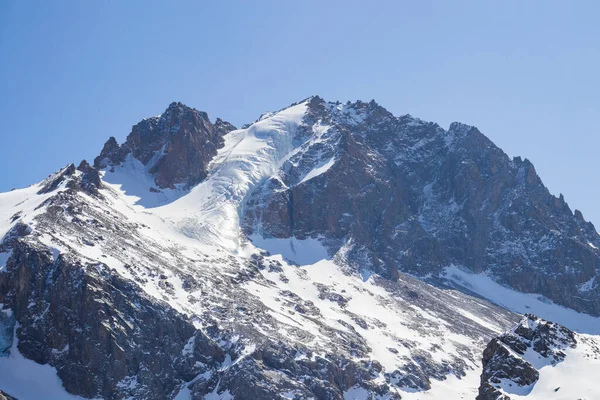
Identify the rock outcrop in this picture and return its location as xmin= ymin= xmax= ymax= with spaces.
xmin=94 ymin=102 xmax=236 ymax=189
xmin=477 ymin=314 xmax=581 ymax=400
xmin=0 ymin=163 xmax=518 ymax=399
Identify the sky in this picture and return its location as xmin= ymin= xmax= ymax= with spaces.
xmin=0 ymin=1 xmax=599 ymax=226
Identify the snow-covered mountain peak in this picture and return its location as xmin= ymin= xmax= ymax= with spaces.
xmin=1 ymin=97 xmax=600 ymax=399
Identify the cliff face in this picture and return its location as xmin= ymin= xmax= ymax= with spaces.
xmin=94 ymin=102 xmax=236 ymax=189
xmin=244 ymin=96 xmax=600 ymax=316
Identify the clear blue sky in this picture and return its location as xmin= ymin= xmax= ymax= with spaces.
xmin=1 ymin=1 xmax=599 ymax=227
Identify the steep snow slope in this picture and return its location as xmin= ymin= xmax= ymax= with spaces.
xmin=101 ymin=154 xmax=187 ymax=208
xmin=87 ymin=99 xmax=519 ymax=397
xmin=517 ymin=337 xmax=600 ymax=399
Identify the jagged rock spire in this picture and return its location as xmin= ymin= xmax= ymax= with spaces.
xmin=94 ymin=103 xmax=236 ymax=189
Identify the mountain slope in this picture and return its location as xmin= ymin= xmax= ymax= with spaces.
xmin=0 ymin=97 xmax=598 ymax=399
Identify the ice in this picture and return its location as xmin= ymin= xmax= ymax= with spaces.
xmin=146 ymin=100 xmax=309 ymax=252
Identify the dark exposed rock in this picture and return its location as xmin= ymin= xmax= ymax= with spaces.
xmin=32 ymin=160 xmax=103 ymax=198
xmin=0 ymin=179 xmax=517 ymax=399
xmin=477 ymin=338 xmax=539 ymax=400
xmin=37 ymin=164 xmax=76 ymax=195
xmin=196 ymin=342 xmax=394 ymax=400
xmin=214 ymin=117 xmax=237 ymax=136
xmin=0 ymin=307 xmax=15 ymax=356
xmin=3 ymin=177 xmax=496 ymax=399
xmin=0 ymin=222 xmax=32 ymax=252
xmin=3 ymin=96 xmax=599 ymax=399
xmin=94 ymin=136 xmax=125 ymax=169
xmin=93 ymin=102 xmax=236 ymax=189
xmin=244 ymin=97 xmax=600 ymax=316
xmin=315 ymin=283 xmax=349 ymax=307
xmin=76 ymin=160 xmax=102 ymax=195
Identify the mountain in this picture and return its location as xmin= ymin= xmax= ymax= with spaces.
xmin=0 ymin=97 xmax=598 ymax=399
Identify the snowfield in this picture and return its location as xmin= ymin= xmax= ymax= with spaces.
xmin=509 ymin=336 xmax=600 ymax=399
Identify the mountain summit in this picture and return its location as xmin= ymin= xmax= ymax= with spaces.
xmin=94 ymin=102 xmax=236 ymax=189
xmin=0 ymin=97 xmax=598 ymax=399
